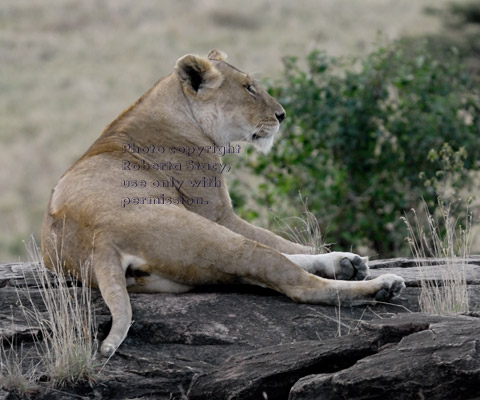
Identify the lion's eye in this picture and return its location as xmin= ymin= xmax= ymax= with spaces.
xmin=244 ymin=84 xmax=256 ymax=95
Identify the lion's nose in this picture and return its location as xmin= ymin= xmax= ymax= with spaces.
xmin=275 ymin=111 xmax=286 ymax=124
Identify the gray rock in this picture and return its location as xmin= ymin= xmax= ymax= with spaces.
xmin=369 ymin=256 xmax=480 ymax=286
xmin=1 ymin=258 xmax=480 ymax=399
xmin=289 ymin=314 xmax=480 ymax=400
xmin=186 ymin=319 xmax=423 ymax=400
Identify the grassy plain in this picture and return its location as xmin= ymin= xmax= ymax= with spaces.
xmin=0 ymin=0 xmax=475 ymax=260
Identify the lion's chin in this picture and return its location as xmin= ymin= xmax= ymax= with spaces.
xmin=252 ymin=135 xmax=274 ymax=154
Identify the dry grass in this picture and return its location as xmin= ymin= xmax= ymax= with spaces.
xmin=402 ymin=199 xmax=472 ymax=314
xmin=276 ymin=196 xmax=328 ymax=254
xmin=25 ymin=240 xmax=99 ymax=387
xmin=1 ymin=0 xmax=470 ymax=261
xmin=0 ymin=239 xmax=99 ymax=394
xmin=0 ymin=339 xmax=40 ymax=397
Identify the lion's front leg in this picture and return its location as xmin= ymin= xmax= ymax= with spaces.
xmin=220 ymin=212 xmax=311 ymax=254
xmin=283 ymin=252 xmax=369 ymax=281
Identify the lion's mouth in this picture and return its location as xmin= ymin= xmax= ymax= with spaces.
xmin=251 ymin=129 xmax=276 ymax=141
xmin=251 ymin=132 xmax=273 ymax=142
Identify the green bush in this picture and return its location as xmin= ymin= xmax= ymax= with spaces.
xmin=237 ymin=41 xmax=480 ymax=257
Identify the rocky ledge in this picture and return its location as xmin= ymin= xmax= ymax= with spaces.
xmin=1 ymin=257 xmax=480 ymax=399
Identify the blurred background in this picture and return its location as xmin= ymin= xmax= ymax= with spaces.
xmin=1 ymin=0 xmax=479 ymax=261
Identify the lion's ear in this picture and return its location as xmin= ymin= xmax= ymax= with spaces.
xmin=207 ymin=49 xmax=228 ymax=62
xmin=175 ymin=54 xmax=223 ymax=95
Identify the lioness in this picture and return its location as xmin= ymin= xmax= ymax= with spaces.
xmin=42 ymin=50 xmax=405 ymax=356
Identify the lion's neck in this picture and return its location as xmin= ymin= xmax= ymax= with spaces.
xmin=100 ymin=75 xmax=215 ymax=149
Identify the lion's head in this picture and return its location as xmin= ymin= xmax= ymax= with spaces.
xmin=175 ymin=49 xmax=285 ymax=153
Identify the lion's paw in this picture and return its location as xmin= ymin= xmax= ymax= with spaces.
xmin=313 ymin=252 xmax=369 ymax=281
xmin=337 ymin=255 xmax=369 ymax=281
xmin=373 ymin=274 xmax=405 ymax=302
xmin=284 ymin=251 xmax=370 ymax=281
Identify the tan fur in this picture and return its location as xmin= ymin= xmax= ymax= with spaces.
xmin=42 ymin=50 xmax=405 ymax=356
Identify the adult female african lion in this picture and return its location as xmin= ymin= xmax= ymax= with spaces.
xmin=42 ymin=50 xmax=404 ymax=356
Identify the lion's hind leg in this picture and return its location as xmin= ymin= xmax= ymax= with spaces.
xmin=287 ymin=273 xmax=405 ymax=305
xmin=131 ymin=207 xmax=404 ymax=306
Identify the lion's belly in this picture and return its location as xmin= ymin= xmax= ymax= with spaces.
xmin=126 ymin=272 xmax=193 ymax=294
xmin=120 ymin=251 xmax=237 ymax=293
